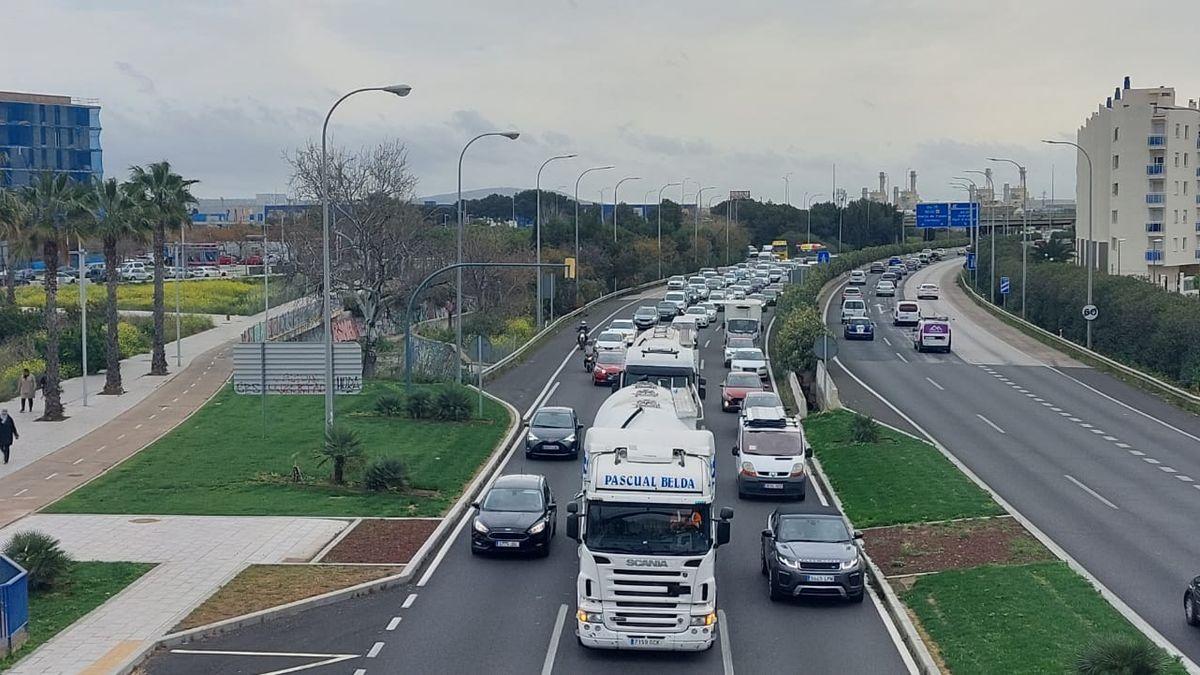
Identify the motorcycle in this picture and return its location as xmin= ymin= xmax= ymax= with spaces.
xmin=577 ymin=322 xmax=589 ymax=350
xmin=583 ymin=352 xmax=596 ymax=372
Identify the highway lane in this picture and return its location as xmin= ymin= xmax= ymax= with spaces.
xmin=825 ymin=256 xmax=1200 ymax=666
xmin=145 ymin=283 xmax=912 ymax=675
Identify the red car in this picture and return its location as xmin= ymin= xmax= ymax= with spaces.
xmin=592 ymin=350 xmax=625 ymax=386
xmin=245 ymin=254 xmax=264 ymax=265
xmin=721 ymin=372 xmax=766 ymax=412
xmin=217 ymin=254 xmax=238 ymax=265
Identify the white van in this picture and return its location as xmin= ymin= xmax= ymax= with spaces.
xmin=894 ymin=300 xmax=921 ymax=326
xmin=913 ymin=316 xmax=952 ymax=353
xmin=840 ymin=298 xmax=867 ymax=323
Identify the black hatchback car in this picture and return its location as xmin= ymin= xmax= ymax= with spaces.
xmin=1186 ymin=575 xmax=1200 ymax=627
xmin=471 ymin=474 xmax=556 ymax=556
xmin=524 ymin=406 xmax=582 ymax=459
xmin=761 ymin=506 xmax=864 ymax=602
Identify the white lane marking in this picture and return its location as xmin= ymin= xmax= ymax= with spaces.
xmin=117 ymin=433 xmax=126 ymax=440
xmin=1050 ymin=406 xmax=1063 ymax=412
xmin=1102 ymin=435 xmax=1117 ymax=442
xmin=1177 ymin=476 xmax=1194 ymax=482
xmin=895 ymin=352 xmax=908 ymax=363
xmin=882 ymin=337 xmax=892 ymax=346
xmin=718 ymin=609 xmax=735 ymax=675
xmin=366 ymin=641 xmax=384 ymax=658
xmin=1088 ymin=429 xmax=1105 ymax=435
xmin=354 ymin=670 xmax=366 ymax=675
xmin=96 ymin=445 xmax=106 ymax=452
xmin=975 ymin=414 xmax=1006 ymax=434
xmin=172 ymin=397 xmax=179 ymax=403
xmin=1143 ymin=458 xmax=1161 ymax=465
xmin=168 ymin=650 xmax=359 ymax=675
xmin=1040 ymin=402 xmax=1054 ymax=407
xmin=1065 ymin=475 xmax=1119 ymax=510
xmin=1067 ymin=417 xmax=1082 ymax=423
xmin=1057 ymin=412 xmax=1071 ymax=417
xmin=1024 ymin=393 xmax=1037 ymax=398
xmin=14 ymin=489 xmax=27 ymax=497
xmin=545 ymin=381 xmax=561 ymax=404
xmin=925 ymin=377 xmax=944 ymax=391
xmin=1078 ymin=423 xmax=1094 ymax=429
xmin=700 ymin=359 xmax=705 ymax=370
xmin=386 ymin=616 xmax=401 ymax=631
xmin=704 ymin=339 xmax=711 ymax=349
xmin=868 ymin=583 xmax=919 ymax=675
xmin=541 ymin=604 xmax=568 ymax=675
xmin=418 ymin=497 xmax=475 ymax=588
xmin=1195 ymin=485 xmax=1200 ymax=492
xmin=72 ymin=458 xmax=84 ymax=465
xmin=134 ymin=423 xmax=143 ymax=430
xmin=1049 ymin=366 xmax=1200 ymax=447
xmin=1160 ymin=466 xmax=1177 ymax=474
xmin=402 ymin=593 xmax=417 ymax=609
xmin=44 ymin=473 xmax=57 ymax=480
xmin=1032 ymin=397 xmax=1044 ymax=402
xmin=149 ymin=413 xmax=157 ymax=420
xmin=1130 ymin=450 xmax=1146 ymax=456
xmin=1115 ymin=442 xmax=1131 ymax=449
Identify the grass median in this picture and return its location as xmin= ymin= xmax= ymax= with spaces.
xmin=47 ymin=381 xmax=511 ymax=517
xmin=802 ymin=410 xmax=1003 ymax=527
xmin=0 ymin=562 xmax=153 ymax=671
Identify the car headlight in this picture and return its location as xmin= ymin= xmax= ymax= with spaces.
xmin=526 ymin=432 xmax=539 ymax=442
xmin=739 ymin=461 xmax=756 ymax=476
xmin=790 ymin=462 xmax=806 ymax=477
xmin=577 ymin=609 xmax=603 ymax=623
xmin=563 ymin=434 xmax=575 ymax=443
xmin=473 ymin=519 xmax=489 ymax=534
xmin=777 ymin=554 xmax=802 ymax=570
xmin=528 ymin=519 xmax=547 ymax=535
xmin=689 ymin=611 xmax=717 ymax=627
xmin=841 ymin=556 xmax=862 ymax=571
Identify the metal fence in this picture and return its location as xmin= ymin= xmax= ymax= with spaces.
xmin=240 ymin=296 xmax=324 ymax=343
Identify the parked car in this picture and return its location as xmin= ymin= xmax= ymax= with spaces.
xmin=118 ymin=261 xmax=153 ymax=282
xmin=524 ymin=406 xmax=582 ymax=459
xmin=192 ymin=266 xmax=224 ymax=278
xmin=843 ymin=318 xmax=875 ymax=340
xmin=470 ymin=474 xmax=556 ymax=557
xmin=760 ymin=507 xmax=865 ymax=602
xmin=591 ymin=350 xmax=625 ymax=386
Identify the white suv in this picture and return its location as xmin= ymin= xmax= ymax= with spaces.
xmin=894 ymin=300 xmax=920 ymax=326
xmin=118 ymin=261 xmax=152 ymax=282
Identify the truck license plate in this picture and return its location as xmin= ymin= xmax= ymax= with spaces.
xmin=495 ymin=541 xmax=520 ymax=548
xmin=629 ymin=637 xmax=663 ymax=647
xmin=763 ymin=483 xmax=784 ymax=490
xmin=805 ymin=574 xmax=835 ymax=582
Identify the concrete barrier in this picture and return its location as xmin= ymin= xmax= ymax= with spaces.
xmin=787 ymin=371 xmax=808 ymax=420
xmin=814 ymin=360 xmax=842 ymax=411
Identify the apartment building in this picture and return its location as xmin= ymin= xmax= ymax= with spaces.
xmin=0 ymin=91 xmax=102 ymax=188
xmin=1076 ymin=77 xmax=1200 ymax=290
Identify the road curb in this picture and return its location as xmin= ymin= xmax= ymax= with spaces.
xmin=111 ymin=389 xmax=524 ymax=675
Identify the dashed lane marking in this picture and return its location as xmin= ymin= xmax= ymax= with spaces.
xmin=402 ymin=593 xmax=417 ymax=609
xmin=386 ymin=616 xmax=401 ymax=631
xmin=44 ymin=473 xmax=57 ymax=480
xmin=72 ymin=458 xmax=84 ymax=465
xmin=925 ymin=377 xmax=944 ymax=391
xmin=1143 ymin=458 xmax=1161 ymax=465
xmin=14 ymin=489 xmax=27 ymax=497
xmin=1178 ymin=476 xmax=1195 ymax=482
xmin=366 ymin=642 xmax=384 ymax=658
xmin=882 ymin=337 xmax=892 ymax=346
xmin=976 ymin=414 xmax=1006 ymax=434
xmin=1115 ymin=442 xmax=1131 ymax=449
xmin=1130 ymin=450 xmax=1146 ymax=456
xmin=895 ymin=352 xmax=908 ymax=363
xmin=1159 ymin=467 xmax=1177 ymax=474
xmin=1102 ymin=436 xmax=1117 ymax=441
xmin=1065 ymin=475 xmax=1119 ymax=510
xmin=541 ymin=604 xmax=568 ymax=675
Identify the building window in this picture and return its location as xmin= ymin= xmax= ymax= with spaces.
xmin=1176 ymin=123 xmax=1181 ymax=138
xmin=1112 ymin=182 xmax=1119 ymax=196
xmin=1175 ymin=181 xmax=1180 ymax=196
xmin=1175 ymin=153 xmax=1180 ymax=167
xmin=1114 ymin=127 xmax=1120 ymax=142
xmin=1188 ymin=125 xmax=1192 ymax=139
xmin=1113 ymin=155 xmax=1119 ymax=170
xmin=1185 ymin=154 xmax=1190 ymax=168
xmin=1111 ymin=209 xmax=1118 ymax=224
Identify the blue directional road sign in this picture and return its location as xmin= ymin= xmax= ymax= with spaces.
xmin=999 ymin=276 xmax=1011 ymax=295
xmin=916 ymin=202 xmax=978 ymax=228
xmin=965 ymin=253 xmax=977 ymax=270
xmin=817 ymin=250 xmax=831 ymax=264
xmin=949 ymin=202 xmax=980 ymax=228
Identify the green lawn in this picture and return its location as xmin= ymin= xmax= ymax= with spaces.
xmin=0 ymin=562 xmax=153 ymax=671
xmin=14 ymin=278 xmax=300 ymax=315
xmin=47 ymin=381 xmax=512 ymax=517
xmin=903 ymin=562 xmax=1185 ymax=675
xmin=803 ymin=410 xmax=1003 ymax=527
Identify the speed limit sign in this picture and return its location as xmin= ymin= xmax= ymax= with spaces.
xmin=1081 ymin=304 xmax=1099 ymax=321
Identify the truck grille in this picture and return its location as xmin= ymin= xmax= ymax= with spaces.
xmin=602 ymin=566 xmax=694 ymax=633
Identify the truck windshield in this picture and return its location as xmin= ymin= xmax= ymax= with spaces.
xmin=586 ymin=502 xmax=712 ymax=556
xmin=623 ymin=365 xmax=693 ymax=390
xmin=727 ymin=318 xmax=757 ymax=334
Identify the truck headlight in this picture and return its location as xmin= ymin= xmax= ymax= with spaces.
xmin=689 ymin=611 xmax=717 ymax=627
xmin=528 ymin=519 xmax=547 ymax=535
xmin=577 ymin=609 xmax=602 ymax=623
xmin=841 ymin=557 xmax=862 ymax=571
xmin=473 ymin=519 xmax=489 ymax=534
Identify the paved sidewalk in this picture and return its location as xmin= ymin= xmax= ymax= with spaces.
xmin=0 ymin=514 xmax=349 ymax=675
xmin=0 ymin=297 xmax=313 ymax=527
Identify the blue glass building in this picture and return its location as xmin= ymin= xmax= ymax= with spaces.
xmin=0 ymin=91 xmax=102 ymax=188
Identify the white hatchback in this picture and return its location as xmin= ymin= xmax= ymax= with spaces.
xmin=607 ymin=319 xmax=637 ymax=345
xmin=848 ymin=270 xmax=867 ymax=286
xmin=916 ymin=283 xmax=940 ymax=299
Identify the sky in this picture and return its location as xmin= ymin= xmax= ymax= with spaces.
xmin=7 ymin=0 xmax=1200 ymax=204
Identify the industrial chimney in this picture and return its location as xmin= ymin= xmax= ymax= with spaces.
xmin=878 ymin=171 xmax=886 ymax=195
xmin=909 ymin=170 xmax=917 ymax=194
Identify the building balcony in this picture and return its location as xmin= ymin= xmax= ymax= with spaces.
xmin=1146 ymin=249 xmax=1164 ymax=263
xmin=1146 ymin=222 xmax=1164 ymax=233
xmin=1148 ymin=135 xmax=1167 ymax=148
xmin=1147 ymin=164 xmax=1165 ymax=175
xmin=1146 ymin=192 xmax=1166 ymax=204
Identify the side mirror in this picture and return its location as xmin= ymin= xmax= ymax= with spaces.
xmin=521 ymin=420 xmax=529 ymax=428
xmin=470 ymin=501 xmax=480 ymax=510
xmin=761 ymin=528 xmax=773 ymax=538
xmin=805 ymin=447 xmax=814 ymax=459
xmin=698 ymin=385 xmax=707 ymax=401
xmin=719 ymin=506 xmax=734 ymax=521
xmin=566 ymin=502 xmax=579 ymax=514
xmin=731 ymin=446 xmax=739 ymax=456
xmin=548 ymin=502 xmax=557 ymax=510
xmin=566 ymin=514 xmax=580 ymax=542
xmin=716 ymin=520 xmax=731 ymax=548
xmin=853 ymin=531 xmax=863 ymax=540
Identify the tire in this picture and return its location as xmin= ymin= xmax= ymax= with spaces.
xmin=849 ymin=589 xmax=865 ymax=604
xmin=796 ymin=487 xmax=806 ymax=501
xmin=760 ymin=555 xmax=768 ymax=576
xmin=570 ymin=450 xmax=579 ymax=460
xmin=768 ymin=576 xmax=786 ymax=602
xmin=1187 ymin=591 xmax=1200 ymax=626
xmin=525 ymin=450 xmax=534 ymax=460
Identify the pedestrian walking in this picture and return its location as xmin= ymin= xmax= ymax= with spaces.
xmin=18 ymin=368 xmax=37 ymax=413
xmin=0 ymin=409 xmax=17 ymax=465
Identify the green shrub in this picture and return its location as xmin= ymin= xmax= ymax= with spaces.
xmin=1075 ymin=636 xmax=1166 ymax=675
xmin=404 ymin=390 xmax=433 ymax=419
xmin=3 ymin=531 xmax=73 ymax=592
xmin=435 ymin=385 xmax=474 ymax=421
xmin=363 ymin=458 xmax=409 ymax=492
xmin=116 ymin=321 xmax=150 ymax=359
xmin=374 ymin=393 xmax=405 ymax=417
xmin=850 ymin=414 xmax=881 ymax=444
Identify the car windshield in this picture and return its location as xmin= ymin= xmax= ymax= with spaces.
xmin=877 ymin=281 xmax=894 ymax=287
xmin=843 ymin=300 xmax=865 ymax=310
xmin=898 ymin=303 xmax=918 ymax=311
xmin=726 ymin=372 xmax=761 ymax=387
xmin=596 ymin=351 xmax=623 ymax=365
xmin=710 ymin=292 xmax=725 ymax=299
xmin=532 ymin=410 xmax=574 ymax=428
xmin=742 ymin=430 xmax=804 ymax=456
xmin=657 ymin=302 xmax=675 ymax=311
xmin=665 ymin=292 xmax=685 ymax=302
xmin=733 ymin=349 xmax=765 ymax=360
xmin=585 ymin=502 xmax=711 ymax=556
xmin=743 ymin=392 xmax=782 ymax=408
xmin=776 ymin=516 xmax=851 ymax=543
xmin=686 ymin=307 xmax=705 ymax=314
xmin=848 ymin=319 xmax=871 ymax=327
xmin=611 ymin=320 xmax=634 ymax=330
xmin=635 ymin=307 xmax=656 ymax=316
xmin=482 ymin=487 xmax=544 ymax=513
xmin=598 ymin=332 xmax=624 ymax=343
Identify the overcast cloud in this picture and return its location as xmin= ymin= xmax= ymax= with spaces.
xmin=6 ymin=1 xmax=1200 ymax=202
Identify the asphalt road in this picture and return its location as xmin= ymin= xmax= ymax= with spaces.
xmin=826 ymin=256 xmax=1200 ymax=667
xmin=145 ymin=285 xmax=912 ymax=675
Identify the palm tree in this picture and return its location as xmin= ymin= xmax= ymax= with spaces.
xmin=20 ymin=173 xmax=85 ymax=420
xmin=316 ymin=426 xmax=365 ymax=485
xmin=0 ymin=190 xmax=27 ymax=305
xmin=128 ymin=162 xmax=197 ymax=376
xmin=84 ymin=178 xmax=141 ymax=395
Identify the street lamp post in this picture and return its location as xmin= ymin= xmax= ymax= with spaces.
xmin=657 ymin=182 xmax=681 ymax=278
xmin=696 ymin=186 xmax=716 ymax=266
xmin=320 ymin=83 xmax=411 ymax=434
xmin=990 ymin=158 xmax=1029 ymax=318
xmin=805 ymin=193 xmax=824 ymax=246
xmin=573 ymin=165 xmax=614 ymax=301
xmin=536 ymin=153 xmax=577 ymax=328
xmin=953 ymin=176 xmax=979 ymax=285
xmin=966 ymin=169 xmax=995 ymax=304
xmin=1044 ymin=139 xmax=1095 ymax=349
xmin=613 ymin=176 xmax=641 ymax=243
xmin=456 ymin=130 xmax=520 ymax=381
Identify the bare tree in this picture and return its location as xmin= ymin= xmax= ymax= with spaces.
xmin=288 ymin=140 xmax=441 ymax=376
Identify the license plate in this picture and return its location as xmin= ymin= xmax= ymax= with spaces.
xmin=543 ymin=444 xmax=559 ymax=451
xmin=495 ymin=540 xmax=520 ymax=548
xmin=763 ymin=483 xmax=784 ymax=490
xmin=629 ymin=637 xmax=663 ymax=647
xmin=805 ymin=574 xmax=835 ymax=582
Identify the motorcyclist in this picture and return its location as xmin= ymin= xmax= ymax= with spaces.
xmin=582 ymin=341 xmax=597 ymax=372
xmin=577 ymin=321 xmax=589 ymax=349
